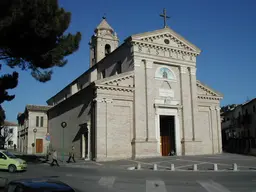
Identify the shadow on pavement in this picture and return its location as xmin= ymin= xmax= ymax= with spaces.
xmin=15 ymin=154 xmax=47 ymax=164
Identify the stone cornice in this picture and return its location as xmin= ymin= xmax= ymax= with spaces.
xmin=95 ymin=84 xmax=134 ymax=92
xmin=197 ymin=81 xmax=223 ymax=98
xmin=132 ymin=40 xmax=198 ymax=56
xmin=197 ymin=95 xmax=222 ymax=101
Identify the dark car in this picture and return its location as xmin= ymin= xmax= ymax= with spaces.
xmin=2 ymin=177 xmax=76 ymax=192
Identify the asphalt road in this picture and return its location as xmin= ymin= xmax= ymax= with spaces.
xmin=1 ymin=163 xmax=256 ymax=192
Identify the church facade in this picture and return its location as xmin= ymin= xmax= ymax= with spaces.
xmin=47 ymin=17 xmax=223 ymax=161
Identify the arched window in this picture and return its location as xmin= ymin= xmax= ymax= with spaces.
xmin=155 ymin=66 xmax=176 ymax=81
xmin=105 ymin=44 xmax=111 ymax=56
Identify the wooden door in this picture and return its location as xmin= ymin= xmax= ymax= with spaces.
xmin=161 ymin=136 xmax=171 ymax=156
xmin=36 ymin=139 xmax=43 ymax=153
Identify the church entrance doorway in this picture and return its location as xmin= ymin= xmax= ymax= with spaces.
xmin=160 ymin=115 xmax=176 ymax=156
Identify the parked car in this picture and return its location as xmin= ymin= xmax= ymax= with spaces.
xmin=3 ymin=177 xmax=76 ymax=192
xmin=0 ymin=150 xmax=27 ymax=173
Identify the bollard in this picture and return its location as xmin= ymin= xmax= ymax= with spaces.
xmin=193 ymin=164 xmax=198 ymax=171
xmin=213 ymin=164 xmax=218 ymax=171
xmin=153 ymin=164 xmax=158 ymax=171
xmin=170 ymin=164 xmax=175 ymax=171
xmin=233 ymin=163 xmax=238 ymax=171
xmin=137 ymin=163 xmax=141 ymax=170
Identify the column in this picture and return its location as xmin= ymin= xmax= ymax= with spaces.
xmin=180 ymin=66 xmax=193 ymax=140
xmin=215 ymin=106 xmax=222 ymax=153
xmin=87 ymin=120 xmax=91 ymax=160
xmin=81 ymin=133 xmax=85 ymax=159
xmin=189 ymin=67 xmax=198 ymax=140
xmin=145 ymin=59 xmax=156 ymax=141
xmin=133 ymin=58 xmax=147 ymax=141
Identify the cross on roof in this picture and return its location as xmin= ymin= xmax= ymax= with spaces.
xmin=160 ymin=8 xmax=170 ymax=28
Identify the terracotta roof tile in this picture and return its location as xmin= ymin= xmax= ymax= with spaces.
xmin=4 ymin=121 xmax=18 ymax=126
xmin=26 ymin=105 xmax=52 ymax=112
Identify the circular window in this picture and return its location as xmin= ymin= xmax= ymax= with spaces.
xmin=164 ymin=39 xmax=170 ymax=44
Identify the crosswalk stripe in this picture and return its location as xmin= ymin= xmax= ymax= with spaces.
xmin=146 ymin=180 xmax=167 ymax=192
xmin=197 ymin=180 xmax=231 ymax=192
xmin=98 ymin=176 xmax=115 ymax=188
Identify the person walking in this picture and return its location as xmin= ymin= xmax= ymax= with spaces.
xmin=50 ymin=150 xmax=59 ymax=167
xmin=66 ymin=146 xmax=76 ymax=163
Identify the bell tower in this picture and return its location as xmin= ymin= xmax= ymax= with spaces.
xmin=89 ymin=17 xmax=119 ymax=67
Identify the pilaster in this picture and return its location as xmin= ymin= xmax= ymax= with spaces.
xmin=93 ymin=98 xmax=106 ymax=160
xmin=180 ymin=66 xmax=193 ymax=141
xmin=133 ymin=58 xmax=147 ymax=141
xmin=209 ymin=106 xmax=215 ymax=154
xmin=189 ymin=67 xmax=198 ymax=140
xmin=145 ymin=60 xmax=156 ymax=141
xmin=215 ymin=106 xmax=222 ymax=153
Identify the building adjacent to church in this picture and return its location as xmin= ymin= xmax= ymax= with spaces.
xmin=17 ymin=105 xmax=51 ymax=155
xmin=47 ymin=17 xmax=223 ymax=161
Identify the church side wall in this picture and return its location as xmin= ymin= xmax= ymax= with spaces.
xmin=197 ymin=99 xmax=222 ymax=154
xmin=47 ymin=86 xmax=94 ymax=158
xmin=94 ymin=88 xmax=134 ymax=161
xmin=97 ymin=44 xmax=134 ymax=78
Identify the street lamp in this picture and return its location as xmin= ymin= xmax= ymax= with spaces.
xmin=33 ymin=128 xmax=37 ymax=154
xmin=61 ymin=122 xmax=67 ymax=161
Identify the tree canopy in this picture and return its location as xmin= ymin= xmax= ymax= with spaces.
xmin=0 ymin=0 xmax=81 ymax=124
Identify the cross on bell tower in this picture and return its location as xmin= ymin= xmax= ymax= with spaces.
xmin=160 ymin=8 xmax=170 ymax=28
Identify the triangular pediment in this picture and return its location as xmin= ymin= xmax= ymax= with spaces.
xmin=94 ymin=71 xmax=134 ymax=88
xmin=197 ymin=80 xmax=223 ymax=98
xmin=130 ymin=27 xmax=201 ymax=54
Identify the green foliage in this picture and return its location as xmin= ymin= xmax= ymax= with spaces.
xmin=0 ymin=0 xmax=81 ymax=124
xmin=0 ymin=0 xmax=81 ymax=82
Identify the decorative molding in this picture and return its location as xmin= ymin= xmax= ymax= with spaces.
xmin=96 ymin=85 xmax=134 ymax=92
xmin=104 ymin=98 xmax=113 ymax=103
xmin=180 ymin=66 xmax=187 ymax=74
xmin=104 ymin=74 xmax=134 ymax=85
xmin=133 ymin=41 xmax=198 ymax=62
xmin=209 ymin=106 xmax=215 ymax=110
xmin=140 ymin=33 xmax=196 ymax=52
xmin=215 ymin=106 xmax=221 ymax=111
xmin=197 ymin=95 xmax=222 ymax=101
xmin=93 ymin=98 xmax=105 ymax=103
xmin=189 ymin=67 xmax=196 ymax=76
xmin=196 ymin=81 xmax=221 ymax=97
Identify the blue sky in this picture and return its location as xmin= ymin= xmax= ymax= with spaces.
xmin=2 ymin=0 xmax=256 ymax=122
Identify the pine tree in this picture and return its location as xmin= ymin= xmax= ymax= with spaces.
xmin=0 ymin=0 xmax=81 ymax=82
xmin=0 ymin=0 xmax=81 ymax=124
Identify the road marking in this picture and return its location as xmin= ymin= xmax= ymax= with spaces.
xmin=146 ymin=180 xmax=167 ymax=192
xmin=198 ymin=180 xmax=231 ymax=192
xmin=98 ymin=176 xmax=115 ymax=188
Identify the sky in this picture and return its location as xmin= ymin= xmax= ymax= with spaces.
xmin=2 ymin=0 xmax=256 ymax=122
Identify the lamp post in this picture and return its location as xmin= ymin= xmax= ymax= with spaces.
xmin=33 ymin=128 xmax=37 ymax=154
xmin=61 ymin=122 xmax=67 ymax=162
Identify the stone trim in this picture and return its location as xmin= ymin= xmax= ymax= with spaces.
xmin=96 ymin=85 xmax=134 ymax=92
xmin=95 ymin=71 xmax=134 ymax=86
xmin=133 ymin=40 xmax=198 ymax=61
xmin=197 ymin=80 xmax=223 ymax=97
xmin=197 ymin=95 xmax=222 ymax=101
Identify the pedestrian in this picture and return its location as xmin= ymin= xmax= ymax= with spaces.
xmin=50 ymin=149 xmax=59 ymax=167
xmin=66 ymin=146 xmax=76 ymax=163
